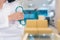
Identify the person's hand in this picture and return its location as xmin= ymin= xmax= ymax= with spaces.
xmin=8 ymin=12 xmax=24 ymax=21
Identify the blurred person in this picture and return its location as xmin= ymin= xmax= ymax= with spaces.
xmin=0 ymin=0 xmax=24 ymax=40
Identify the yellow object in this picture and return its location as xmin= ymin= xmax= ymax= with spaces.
xmin=25 ymin=20 xmax=52 ymax=34
xmin=26 ymin=20 xmax=37 ymax=28
xmin=37 ymin=20 xmax=48 ymax=28
xmin=57 ymin=20 xmax=60 ymax=33
xmin=38 ymin=16 xmax=45 ymax=20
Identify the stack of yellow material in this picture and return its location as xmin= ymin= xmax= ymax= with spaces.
xmin=57 ymin=20 xmax=60 ymax=33
xmin=24 ymin=16 xmax=52 ymax=34
xmin=25 ymin=20 xmax=52 ymax=34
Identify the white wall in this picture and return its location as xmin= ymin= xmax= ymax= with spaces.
xmin=55 ymin=0 xmax=60 ymax=20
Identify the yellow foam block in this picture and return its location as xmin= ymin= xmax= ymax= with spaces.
xmin=38 ymin=28 xmax=52 ymax=34
xmin=57 ymin=20 xmax=60 ymax=32
xmin=24 ymin=28 xmax=38 ymax=34
xmin=37 ymin=20 xmax=48 ymax=28
xmin=26 ymin=20 xmax=37 ymax=28
xmin=38 ymin=16 xmax=45 ymax=20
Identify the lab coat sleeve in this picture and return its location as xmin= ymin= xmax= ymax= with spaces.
xmin=0 ymin=14 xmax=9 ymax=28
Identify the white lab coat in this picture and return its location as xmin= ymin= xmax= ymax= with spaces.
xmin=0 ymin=1 xmax=24 ymax=40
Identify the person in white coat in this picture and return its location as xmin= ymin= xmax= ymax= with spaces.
xmin=0 ymin=0 xmax=24 ymax=40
